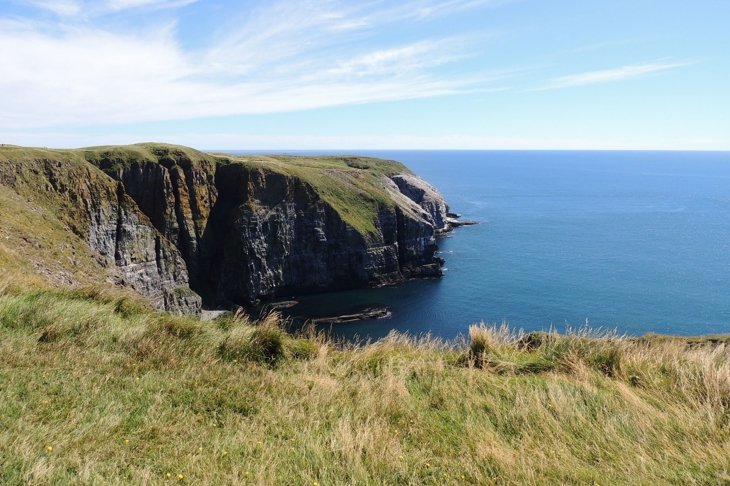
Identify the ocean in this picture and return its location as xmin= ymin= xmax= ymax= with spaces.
xmin=243 ymin=150 xmax=730 ymax=341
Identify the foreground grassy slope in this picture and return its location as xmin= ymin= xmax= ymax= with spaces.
xmin=1 ymin=282 xmax=729 ymax=485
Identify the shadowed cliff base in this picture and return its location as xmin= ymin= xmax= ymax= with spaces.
xmin=0 ymin=143 xmax=460 ymax=313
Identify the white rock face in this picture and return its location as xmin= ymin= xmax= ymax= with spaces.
xmin=390 ymin=174 xmax=450 ymax=232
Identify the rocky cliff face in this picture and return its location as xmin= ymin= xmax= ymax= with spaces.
xmin=197 ymin=165 xmax=442 ymax=305
xmin=93 ymin=149 xmax=217 ymax=291
xmin=0 ymin=152 xmax=202 ymax=313
xmin=1 ymin=144 xmax=452 ymax=313
xmin=390 ymin=174 xmax=450 ymax=232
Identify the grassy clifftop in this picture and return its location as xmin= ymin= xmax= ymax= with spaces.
xmin=219 ymin=153 xmax=411 ymax=235
xmin=1 ymin=284 xmax=729 ymax=484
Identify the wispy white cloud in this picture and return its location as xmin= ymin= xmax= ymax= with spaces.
xmin=104 ymin=0 xmax=198 ymax=13
xmin=409 ymin=0 xmax=507 ymax=20
xmin=324 ymin=38 xmax=473 ymax=78
xmin=0 ymin=1 xmax=510 ymax=130
xmin=19 ymin=0 xmax=198 ymax=17
xmin=24 ymin=0 xmax=82 ymax=16
xmin=534 ymin=62 xmax=688 ymax=91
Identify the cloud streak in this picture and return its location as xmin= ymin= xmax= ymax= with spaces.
xmin=20 ymin=0 xmax=199 ymax=16
xmin=0 ymin=0 xmax=508 ymax=130
xmin=534 ymin=62 xmax=688 ymax=91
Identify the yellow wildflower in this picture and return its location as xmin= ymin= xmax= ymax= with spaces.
xmin=46 ymin=446 xmax=53 ymax=452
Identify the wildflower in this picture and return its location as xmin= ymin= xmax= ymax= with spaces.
xmin=223 ymin=450 xmax=229 ymax=456
xmin=166 ymin=473 xmax=172 ymax=479
xmin=177 ymin=473 xmax=184 ymax=480
xmin=198 ymin=447 xmax=203 ymax=452
xmin=124 ymin=439 xmax=129 ymax=445
xmin=313 ymin=482 xmax=319 ymax=486
xmin=46 ymin=446 xmax=53 ymax=452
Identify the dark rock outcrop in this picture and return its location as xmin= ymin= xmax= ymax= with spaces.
xmin=96 ymin=152 xmax=217 ymax=291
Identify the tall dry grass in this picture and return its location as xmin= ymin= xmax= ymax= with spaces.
xmin=1 ymin=289 xmax=729 ymax=485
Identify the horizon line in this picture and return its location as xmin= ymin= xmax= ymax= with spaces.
xmin=2 ymin=142 xmax=728 ymax=153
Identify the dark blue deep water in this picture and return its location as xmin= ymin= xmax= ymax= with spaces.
xmin=246 ymin=150 xmax=730 ymax=340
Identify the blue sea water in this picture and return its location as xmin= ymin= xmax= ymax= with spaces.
xmin=246 ymin=150 xmax=730 ymax=340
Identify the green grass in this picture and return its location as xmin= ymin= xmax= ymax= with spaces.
xmin=1 ymin=286 xmax=729 ymax=485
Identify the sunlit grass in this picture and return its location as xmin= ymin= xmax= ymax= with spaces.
xmin=1 ymin=285 xmax=729 ymax=484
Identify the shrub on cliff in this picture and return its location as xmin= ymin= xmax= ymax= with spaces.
xmin=219 ymin=312 xmax=317 ymax=365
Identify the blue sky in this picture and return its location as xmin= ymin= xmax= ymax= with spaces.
xmin=1 ymin=0 xmax=728 ymax=150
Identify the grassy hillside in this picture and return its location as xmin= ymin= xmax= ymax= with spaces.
xmin=1 ymin=281 xmax=729 ymax=484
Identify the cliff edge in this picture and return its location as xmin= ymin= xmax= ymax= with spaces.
xmin=0 ymin=144 xmax=453 ymax=313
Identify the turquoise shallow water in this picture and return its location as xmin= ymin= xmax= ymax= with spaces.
xmin=243 ymin=150 xmax=730 ymax=340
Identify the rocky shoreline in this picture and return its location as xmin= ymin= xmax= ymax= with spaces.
xmin=308 ymin=306 xmax=392 ymax=325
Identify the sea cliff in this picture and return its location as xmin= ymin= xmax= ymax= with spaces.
xmin=0 ymin=143 xmax=453 ymax=313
